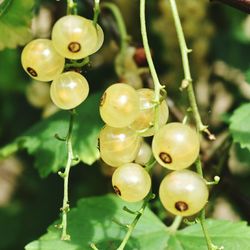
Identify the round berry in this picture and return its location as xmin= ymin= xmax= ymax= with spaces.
xmin=50 ymin=71 xmax=89 ymax=110
xmin=159 ymin=170 xmax=209 ymax=216
xmin=21 ymin=39 xmax=65 ymax=81
xmin=152 ymin=123 xmax=200 ymax=170
xmin=99 ymin=83 xmax=140 ymax=128
xmin=52 ymin=15 xmax=103 ymax=59
xmin=99 ymin=125 xmax=141 ymax=167
xmin=130 ymin=88 xmax=169 ymax=136
xmin=112 ymin=163 xmax=151 ymax=202
xmin=135 ymin=141 xmax=152 ymax=166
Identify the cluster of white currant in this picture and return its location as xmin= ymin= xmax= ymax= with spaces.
xmin=21 ymin=15 xmax=104 ymax=110
xmin=99 ymin=84 xmax=209 ymax=216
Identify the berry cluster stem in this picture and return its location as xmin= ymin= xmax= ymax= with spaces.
xmin=168 ymin=0 xmax=206 ymax=132
xmin=168 ymin=0 xmax=218 ymax=249
xmin=168 ymin=215 xmax=182 ymax=232
xmin=60 ymin=110 xmax=76 ymax=240
xmin=101 ymin=3 xmax=128 ymax=56
xmin=140 ymin=0 xmax=165 ymax=131
xmin=93 ymin=0 xmax=100 ymax=26
xmin=67 ymin=0 xmax=77 ymax=15
xmin=116 ymin=193 xmax=154 ymax=250
xmin=140 ymin=0 xmax=164 ymax=101
xmin=64 ymin=57 xmax=90 ymax=69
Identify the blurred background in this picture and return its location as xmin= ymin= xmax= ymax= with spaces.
xmin=0 ymin=0 xmax=250 ymax=249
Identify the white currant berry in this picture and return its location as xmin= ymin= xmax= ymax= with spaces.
xmin=99 ymin=83 xmax=140 ymax=128
xmin=152 ymin=122 xmax=200 ymax=170
xmin=99 ymin=125 xmax=141 ymax=167
xmin=50 ymin=71 xmax=89 ymax=110
xmin=52 ymin=15 xmax=103 ymax=59
xmin=112 ymin=163 xmax=151 ymax=202
xmin=21 ymin=39 xmax=65 ymax=81
xmin=159 ymin=170 xmax=209 ymax=216
xmin=130 ymin=88 xmax=169 ymax=136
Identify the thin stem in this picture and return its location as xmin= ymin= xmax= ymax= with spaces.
xmin=140 ymin=0 xmax=164 ymax=101
xmin=168 ymin=1 xmax=220 ymax=249
xmin=116 ymin=193 xmax=154 ymax=250
xmin=101 ymin=3 xmax=128 ymax=55
xmin=199 ymin=210 xmax=217 ymax=250
xmin=140 ymin=0 xmax=165 ymax=131
xmin=101 ymin=2 xmax=129 ymax=76
xmin=195 ymin=157 xmax=203 ymax=176
xmin=93 ymin=0 xmax=100 ymax=26
xmin=144 ymin=157 xmax=156 ymax=172
xmin=67 ymin=0 xmax=77 ymax=15
xmin=64 ymin=57 xmax=90 ymax=69
xmin=168 ymin=216 xmax=182 ymax=232
xmin=168 ymin=0 xmax=207 ymax=133
xmin=195 ymin=158 xmax=221 ymax=250
xmin=90 ymin=243 xmax=99 ymax=250
xmin=60 ymin=110 xmax=75 ymax=240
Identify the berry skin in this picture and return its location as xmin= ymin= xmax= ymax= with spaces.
xmin=152 ymin=122 xmax=200 ymax=170
xmin=159 ymin=170 xmax=209 ymax=216
xmin=112 ymin=163 xmax=151 ymax=202
xmin=52 ymin=15 xmax=103 ymax=59
xmin=26 ymin=81 xmax=50 ymax=108
xmin=50 ymin=71 xmax=89 ymax=110
xmin=135 ymin=141 xmax=152 ymax=166
xmin=21 ymin=39 xmax=65 ymax=81
xmin=99 ymin=83 xmax=140 ymax=128
xmin=99 ymin=125 xmax=141 ymax=167
xmin=130 ymin=88 xmax=169 ymax=136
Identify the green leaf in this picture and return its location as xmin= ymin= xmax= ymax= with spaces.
xmin=229 ymin=103 xmax=250 ymax=151
xmin=245 ymin=69 xmax=250 ymax=83
xmin=25 ymin=194 xmax=169 ymax=250
xmin=0 ymin=0 xmax=12 ymax=16
xmin=0 ymin=93 xmax=103 ymax=177
xmin=234 ymin=143 xmax=250 ymax=166
xmin=25 ymin=194 xmax=250 ymax=250
xmin=0 ymin=49 xmax=28 ymax=92
xmin=226 ymin=8 xmax=250 ymax=44
xmin=0 ymin=0 xmax=34 ymax=50
xmin=176 ymin=220 xmax=250 ymax=250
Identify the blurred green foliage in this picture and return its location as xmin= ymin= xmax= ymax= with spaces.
xmin=0 ymin=0 xmax=250 ymax=249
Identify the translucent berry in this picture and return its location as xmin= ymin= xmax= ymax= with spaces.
xmin=99 ymin=83 xmax=140 ymax=128
xmin=159 ymin=170 xmax=209 ymax=216
xmin=152 ymin=123 xmax=200 ymax=170
xmin=21 ymin=39 xmax=65 ymax=81
xmin=99 ymin=125 xmax=141 ymax=167
xmin=52 ymin=15 xmax=103 ymax=59
xmin=112 ymin=163 xmax=151 ymax=202
xmin=50 ymin=71 xmax=89 ymax=110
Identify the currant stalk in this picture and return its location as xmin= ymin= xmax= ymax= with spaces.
xmin=67 ymin=0 xmax=77 ymax=15
xmin=58 ymin=0 xmax=78 ymax=241
xmin=64 ymin=57 xmax=90 ymax=69
xmin=168 ymin=0 xmax=215 ymax=140
xmin=116 ymin=193 xmax=155 ymax=250
xmin=101 ymin=2 xmax=129 ymax=75
xmin=93 ymin=0 xmax=100 ymax=26
xmin=140 ymin=0 xmax=165 ymax=131
xmin=58 ymin=110 xmax=76 ymax=240
xmin=168 ymin=0 xmax=220 ymax=249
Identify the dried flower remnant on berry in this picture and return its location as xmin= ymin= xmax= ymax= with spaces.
xmin=113 ymin=185 xmax=121 ymax=196
xmin=175 ymin=201 xmax=188 ymax=211
xmin=159 ymin=152 xmax=172 ymax=163
xmin=68 ymin=42 xmax=81 ymax=53
xmin=27 ymin=67 xmax=38 ymax=77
